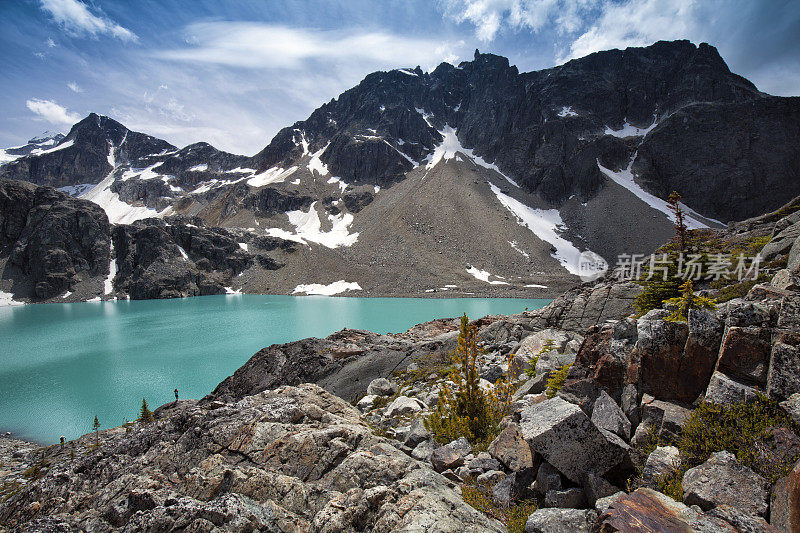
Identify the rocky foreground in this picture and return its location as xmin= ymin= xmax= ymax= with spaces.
xmin=3 ymin=203 xmax=800 ymax=531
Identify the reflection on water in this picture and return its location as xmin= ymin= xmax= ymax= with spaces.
xmin=0 ymin=294 xmax=549 ymax=443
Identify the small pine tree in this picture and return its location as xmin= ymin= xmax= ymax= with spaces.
xmin=92 ymin=415 xmax=101 ymax=445
xmin=664 ymin=279 xmax=717 ymax=322
xmin=425 ymin=314 xmax=509 ymax=446
xmin=667 ymin=191 xmax=688 ymax=252
xmin=138 ymin=398 xmax=154 ymax=424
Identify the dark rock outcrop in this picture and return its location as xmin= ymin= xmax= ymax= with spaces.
xmin=0 ymin=114 xmax=174 ymax=188
xmin=0 ymin=179 xmax=110 ymax=299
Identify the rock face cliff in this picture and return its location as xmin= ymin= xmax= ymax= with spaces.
xmin=2 ymin=40 xmax=799 ymax=300
xmin=0 ymin=179 xmax=298 ymax=303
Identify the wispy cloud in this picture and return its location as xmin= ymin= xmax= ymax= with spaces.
xmin=561 ymin=0 xmax=699 ymax=62
xmin=67 ymin=81 xmax=83 ymax=93
xmin=441 ymin=0 xmax=594 ymax=42
xmin=157 ymin=23 xmax=464 ymax=70
xmin=26 ymin=98 xmax=81 ymax=125
xmin=39 ymin=0 xmax=138 ymax=42
xmin=46 ymin=37 xmax=56 ymax=47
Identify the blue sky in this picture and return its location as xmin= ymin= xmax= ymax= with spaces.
xmin=1 ymin=0 xmax=799 ymax=155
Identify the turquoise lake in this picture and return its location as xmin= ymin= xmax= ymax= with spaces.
xmin=0 ymin=295 xmax=549 ymax=443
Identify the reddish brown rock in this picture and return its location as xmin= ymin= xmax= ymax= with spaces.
xmin=487 ymin=423 xmax=534 ymax=472
xmin=770 ymin=457 xmax=800 ymax=532
xmin=600 ymin=488 xmax=733 ymax=532
xmin=630 ymin=310 xmax=722 ymax=403
xmin=715 ymin=326 xmax=771 ymax=386
xmin=571 ymin=325 xmax=628 ymax=400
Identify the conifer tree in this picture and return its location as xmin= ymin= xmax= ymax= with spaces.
xmin=92 ymin=415 xmax=101 ymax=445
xmin=138 ymin=398 xmax=154 ymax=424
xmin=668 ymin=191 xmax=688 ymax=251
xmin=425 ymin=314 xmax=509 ymax=445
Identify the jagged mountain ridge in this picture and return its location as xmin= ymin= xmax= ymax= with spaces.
xmin=1 ymin=40 xmax=799 ymax=301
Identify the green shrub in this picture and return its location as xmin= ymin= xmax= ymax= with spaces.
xmin=545 ymin=364 xmax=571 ymax=399
xmin=461 ymin=480 xmax=537 ymax=533
xmin=425 ymin=314 xmax=511 ymax=448
xmin=678 ymin=395 xmax=799 ymax=483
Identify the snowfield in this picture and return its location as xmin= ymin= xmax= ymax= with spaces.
xmin=488 ymin=182 xmax=590 ymax=276
xmin=603 ymin=118 xmax=657 ymax=138
xmin=425 ymin=125 xmax=519 ymax=187
xmin=247 ymin=166 xmax=298 ymax=187
xmin=597 ymin=159 xmax=710 ymax=230
xmin=466 ymin=266 xmax=509 ymax=285
xmin=292 ymin=280 xmax=362 ymax=295
xmin=81 ymin=173 xmax=169 ymax=224
xmin=266 ymin=202 xmax=359 ymax=248
xmin=0 ymin=290 xmax=24 ymax=306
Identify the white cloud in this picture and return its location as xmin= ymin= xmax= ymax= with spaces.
xmin=441 ymin=0 xmax=595 ymax=42
xmin=561 ymin=0 xmax=699 ymax=62
xmin=39 ymin=0 xmax=138 ymax=42
xmin=156 ymin=23 xmax=465 ymax=70
xmin=67 ymin=81 xmax=83 ymax=92
xmin=26 ymin=98 xmax=81 ymax=125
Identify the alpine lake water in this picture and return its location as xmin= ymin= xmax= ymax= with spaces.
xmin=0 ymin=294 xmax=550 ymax=443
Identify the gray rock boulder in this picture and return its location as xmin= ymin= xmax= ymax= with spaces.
xmin=492 ymin=469 xmax=536 ymax=505
xmin=591 ymin=390 xmax=631 ymax=440
xmin=384 ymin=395 xmax=425 ymax=417
xmin=544 ymin=487 xmax=586 ymax=509
xmin=525 ymin=508 xmax=598 ymax=533
xmin=520 ymin=397 xmax=629 ymax=484
xmin=534 ymin=462 xmax=564 ymax=495
xmin=704 ymin=371 xmax=761 ymax=406
xmin=767 ymin=331 xmax=800 ymax=401
xmin=404 ymin=418 xmax=432 ymax=448
xmin=705 ymin=505 xmax=780 ymax=533
xmin=487 ymin=423 xmax=534 ymax=472
xmin=631 ymin=396 xmax=691 ymax=446
xmin=366 ymin=377 xmax=397 ymax=397
xmin=641 ymin=446 xmax=680 ymax=490
xmin=430 ymin=445 xmax=465 ymax=473
xmin=682 ymin=451 xmax=769 ymax=517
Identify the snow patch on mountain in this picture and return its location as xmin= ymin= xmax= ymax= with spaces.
xmin=266 ymin=201 xmax=358 ymax=248
xmin=188 ymin=164 xmax=208 ymax=172
xmin=604 ymin=118 xmax=657 ymax=138
xmin=425 ymin=126 xmax=519 ymax=186
xmin=558 ymin=106 xmax=578 ymax=117
xmin=488 ymin=182 xmax=587 ymax=276
xmin=466 ymin=266 xmax=510 ymax=285
xmin=327 ymin=176 xmax=348 ymax=193
xmin=383 ymin=139 xmax=419 ymax=166
xmin=397 ymin=68 xmax=418 ymax=76
xmin=29 ymin=139 xmax=74 ymax=156
xmin=0 ymin=149 xmax=20 ymax=164
xmin=597 ymin=158 xmax=710 ymax=230
xmin=120 ymin=163 xmax=165 ymax=182
xmin=308 ymin=144 xmax=330 ymax=176
xmin=508 ymin=241 xmax=530 ymax=259
xmin=0 ymin=290 xmax=24 ymax=306
xmin=292 ymin=280 xmax=362 ymax=295
xmin=81 ymin=173 xmax=167 ymax=224
xmin=247 ymin=166 xmax=298 ymax=187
